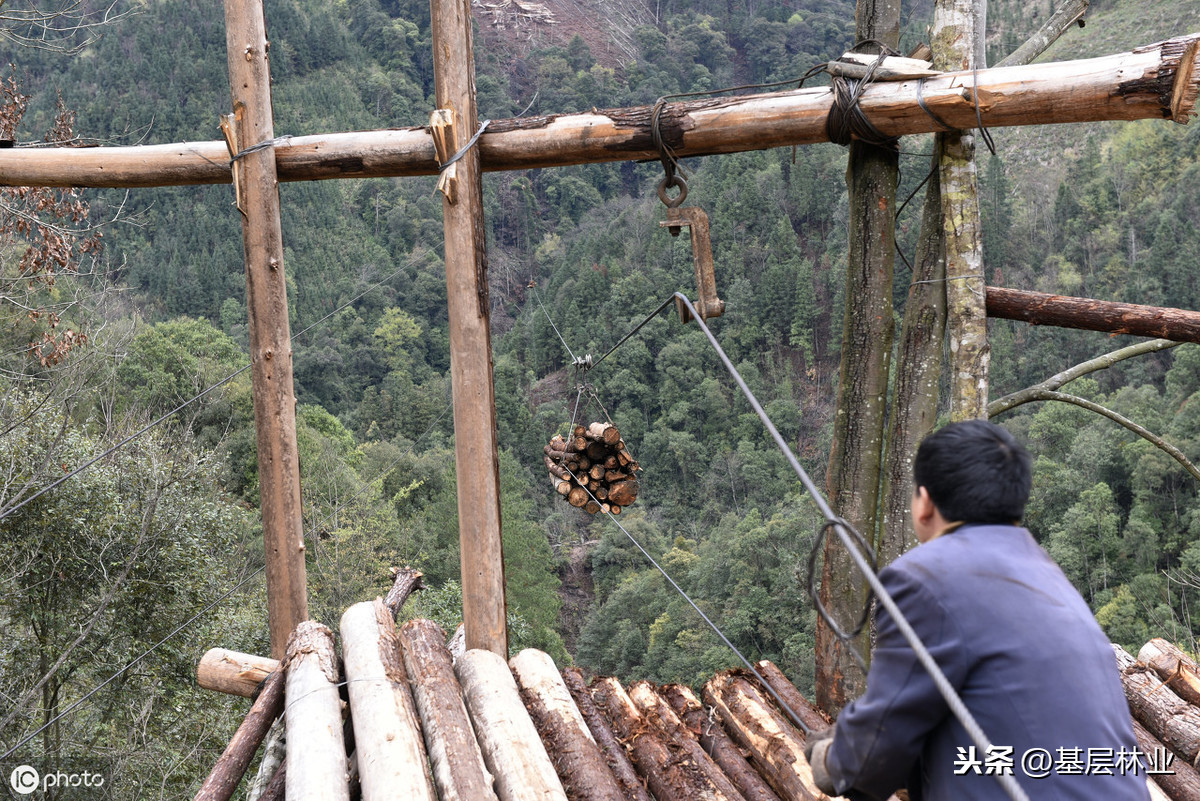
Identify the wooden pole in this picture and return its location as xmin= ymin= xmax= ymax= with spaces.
xmin=4 ymin=35 xmax=1199 ymax=189
xmin=430 ymin=0 xmax=507 ymax=657
xmin=986 ymin=286 xmax=1200 ymax=343
xmin=223 ymin=0 xmax=307 ymax=659
xmin=193 ymin=668 xmax=285 ymax=801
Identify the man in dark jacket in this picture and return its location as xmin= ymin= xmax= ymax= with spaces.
xmin=805 ymin=420 xmax=1151 ymax=800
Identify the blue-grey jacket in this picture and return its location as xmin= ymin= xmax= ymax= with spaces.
xmin=826 ymin=523 xmax=1151 ymax=801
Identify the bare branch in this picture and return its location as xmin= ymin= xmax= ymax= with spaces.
xmin=995 ymin=0 xmax=1089 ymax=68
xmin=988 ymin=338 xmax=1181 ymax=416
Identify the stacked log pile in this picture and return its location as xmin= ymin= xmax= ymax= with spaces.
xmin=545 ymin=423 xmax=641 ymax=515
xmin=1114 ymin=639 xmax=1200 ymax=801
xmin=197 ymin=620 xmax=838 ymax=800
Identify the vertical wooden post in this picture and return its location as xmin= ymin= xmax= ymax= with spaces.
xmin=223 ymin=0 xmax=308 ymax=658
xmin=815 ymin=0 xmax=901 ymax=714
xmin=429 ymin=0 xmax=508 ymax=655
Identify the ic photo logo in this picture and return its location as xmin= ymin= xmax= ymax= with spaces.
xmin=9 ymin=766 xmax=39 ymax=795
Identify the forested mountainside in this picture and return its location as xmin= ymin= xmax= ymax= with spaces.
xmin=3 ymin=0 xmax=1200 ymax=793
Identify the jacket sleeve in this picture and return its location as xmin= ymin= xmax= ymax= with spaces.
xmin=824 ymin=561 xmax=972 ymax=801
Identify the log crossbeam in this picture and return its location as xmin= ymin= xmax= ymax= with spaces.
xmin=2 ymin=35 xmax=1198 ymax=189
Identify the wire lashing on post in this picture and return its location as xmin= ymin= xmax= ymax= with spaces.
xmin=824 ymin=41 xmax=901 ymax=149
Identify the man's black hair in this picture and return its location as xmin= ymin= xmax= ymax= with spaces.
xmin=912 ymin=419 xmax=1032 ymax=524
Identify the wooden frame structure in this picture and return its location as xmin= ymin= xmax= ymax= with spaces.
xmin=1 ymin=0 xmax=1198 ymax=659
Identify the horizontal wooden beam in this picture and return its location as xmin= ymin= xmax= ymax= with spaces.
xmin=198 ymin=647 xmax=280 ymax=698
xmin=2 ymin=34 xmax=1197 ymax=188
xmin=986 ymin=286 xmax=1200 ymax=343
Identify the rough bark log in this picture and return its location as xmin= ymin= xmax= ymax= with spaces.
xmin=448 ymin=623 xmax=466 ymax=662
xmin=1114 ymin=644 xmax=1200 ymax=766
xmin=607 ymin=481 xmax=638 ymax=507
xmin=590 ymin=676 xmax=737 ymax=801
xmin=704 ymin=672 xmax=825 ymax=801
xmin=1133 ymin=718 xmax=1200 ymax=801
xmin=198 ymin=648 xmax=280 ymax=698
xmin=510 ymin=649 xmax=626 ymax=801
xmin=398 ymin=619 xmax=498 ymax=801
xmin=561 ymin=668 xmax=654 ymax=801
xmin=193 ymin=667 xmax=285 ymax=801
xmin=340 ymin=601 xmax=436 ymax=801
xmin=1140 ymin=639 xmax=1200 ymax=709
xmin=660 ymin=684 xmax=783 ymax=801
xmin=7 ymin=37 xmax=1200 ymax=188
xmin=284 ymin=621 xmax=349 ymax=801
xmin=247 ymin=716 xmax=285 ymax=801
xmin=456 ymin=649 xmax=568 ymax=801
xmin=986 ymin=286 xmax=1200 ymax=344
xmin=752 ymin=662 xmax=832 ymax=734
xmin=933 ymin=0 xmax=990 ymax=421
xmin=257 ymin=759 xmax=286 ymax=801
xmin=627 ymin=681 xmax=750 ymax=801
xmin=383 ymin=566 xmax=425 ymax=619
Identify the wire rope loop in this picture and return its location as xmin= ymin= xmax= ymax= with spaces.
xmin=807 ymin=518 xmax=875 ymax=649
xmin=657 ymin=174 xmax=688 ymax=208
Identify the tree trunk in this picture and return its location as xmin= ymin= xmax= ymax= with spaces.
xmin=1114 ymin=645 xmax=1200 ymax=766
xmin=561 ymin=668 xmax=654 ymax=801
xmin=398 ymin=619 xmax=498 ymax=801
xmin=703 ymin=672 xmax=825 ymax=801
xmin=339 ymin=601 xmax=436 ymax=801
xmin=1140 ymin=639 xmax=1200 ymax=708
xmin=455 ymin=649 xmax=568 ymax=801
xmin=933 ymin=0 xmax=990 ymax=421
xmin=193 ymin=668 xmax=285 ymax=801
xmin=590 ymin=676 xmax=737 ymax=801
xmin=284 ymin=622 xmax=349 ymax=801
xmin=510 ymin=649 xmax=626 ymax=801
xmin=1133 ymin=718 xmax=1200 ymax=801
xmin=752 ymin=662 xmax=832 ymax=734
xmin=628 ymin=681 xmax=750 ymax=801
xmin=8 ymin=35 xmax=1199 ymax=188
xmin=660 ymin=683 xmax=783 ymax=801
xmin=197 ymin=648 xmax=280 ymax=698
xmin=817 ymin=0 xmax=901 ymax=714
xmin=879 ymin=161 xmax=946 ymax=565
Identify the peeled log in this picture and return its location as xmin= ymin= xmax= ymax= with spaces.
xmin=456 ymin=649 xmax=568 ymax=801
xmin=510 ymin=650 xmax=626 ymax=801
xmin=590 ymin=676 xmax=737 ymax=801
xmin=704 ymin=672 xmax=825 ymax=801
xmin=339 ymin=601 xmax=436 ymax=801
xmin=1132 ymin=718 xmax=1200 ymax=801
xmin=198 ymin=648 xmax=280 ymax=698
xmin=284 ymin=622 xmax=349 ymax=801
xmin=660 ymin=683 xmax=783 ymax=801
xmin=398 ymin=619 xmax=497 ymax=801
xmin=752 ymin=662 xmax=832 ymax=734
xmin=1139 ymin=639 xmax=1200 ymax=708
xmin=1114 ymin=644 xmax=1200 ymax=766
xmin=561 ymin=669 xmax=653 ymax=801
xmin=627 ymin=680 xmax=749 ymax=801
xmin=7 ymin=36 xmax=1200 ymax=188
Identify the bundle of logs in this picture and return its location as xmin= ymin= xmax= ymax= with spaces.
xmin=193 ymin=570 xmax=849 ymax=801
xmin=1114 ymin=639 xmax=1200 ymax=801
xmin=544 ymin=423 xmax=640 ymax=515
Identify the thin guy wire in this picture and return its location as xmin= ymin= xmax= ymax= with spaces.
xmin=0 ymin=258 xmax=414 ymax=523
xmin=2 ymin=393 xmax=452 ymax=760
xmin=532 ymin=285 xmax=578 ymax=366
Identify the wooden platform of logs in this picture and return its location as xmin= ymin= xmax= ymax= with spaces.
xmin=1115 ymin=639 xmax=1200 ymax=801
xmin=545 ymin=423 xmax=640 ymax=515
xmin=193 ymin=573 xmax=844 ymax=801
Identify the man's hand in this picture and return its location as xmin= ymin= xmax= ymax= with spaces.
xmin=804 ymin=726 xmax=838 ymax=795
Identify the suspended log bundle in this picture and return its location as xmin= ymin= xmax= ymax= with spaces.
xmin=545 ymin=423 xmax=640 ymax=515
